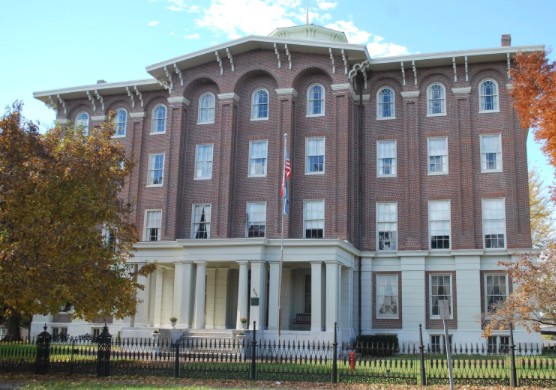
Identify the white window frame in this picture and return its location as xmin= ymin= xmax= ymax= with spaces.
xmin=430 ymin=334 xmax=453 ymax=353
xmin=428 ymin=200 xmax=451 ymax=250
xmin=484 ymin=274 xmax=508 ymax=314
xmin=198 ymin=92 xmax=215 ymax=124
xmin=427 ymin=83 xmax=446 ymax=117
xmin=305 ymin=137 xmax=325 ymax=174
xmin=147 ymin=153 xmax=164 ymax=187
xmin=144 ymin=209 xmax=162 ymax=241
xmin=248 ymin=140 xmax=268 ymax=177
xmin=303 ymin=200 xmax=325 ymax=239
xmin=246 ymin=202 xmax=266 ymax=238
xmin=194 ymin=144 xmax=213 ymax=180
xmin=482 ymin=198 xmax=506 ymax=249
xmin=306 ymin=83 xmax=325 ymax=117
xmin=113 ymin=108 xmax=128 ymax=137
xmin=251 ymin=88 xmax=269 ymax=120
xmin=377 ymin=140 xmax=397 ymax=177
xmin=480 ymin=134 xmax=502 ymax=173
xmin=487 ymin=335 xmax=510 ymax=353
xmin=377 ymin=87 xmax=395 ymax=120
xmin=376 ymin=202 xmax=397 ymax=251
xmin=376 ymin=274 xmax=399 ymax=319
xmin=75 ymin=112 xmax=90 ymax=135
xmin=191 ymin=204 xmax=211 ymax=239
xmin=479 ymin=79 xmax=500 ymax=113
xmin=427 ymin=137 xmax=449 ymax=175
xmin=151 ymin=104 xmax=167 ymax=134
xmin=429 ymin=274 xmax=453 ymax=320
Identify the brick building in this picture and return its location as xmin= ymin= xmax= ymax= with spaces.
xmin=32 ymin=25 xmax=542 ymax=346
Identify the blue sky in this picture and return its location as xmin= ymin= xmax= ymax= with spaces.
xmin=1 ymin=0 xmax=554 ymax=185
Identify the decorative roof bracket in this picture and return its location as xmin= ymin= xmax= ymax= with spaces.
xmin=86 ymin=90 xmax=97 ymax=112
xmin=273 ymin=43 xmax=281 ymax=68
xmin=507 ymin=53 xmax=511 ymax=80
xmin=174 ymin=63 xmax=183 ymax=87
xmin=284 ymin=44 xmax=292 ymax=69
xmin=341 ymin=49 xmax=347 ymax=74
xmin=57 ymin=94 xmax=67 ymax=115
xmin=329 ymin=48 xmax=336 ymax=73
xmin=47 ymin=95 xmax=58 ymax=113
xmin=126 ymin=87 xmax=135 ymax=108
xmin=400 ymin=62 xmax=406 ymax=87
xmin=134 ymin=86 xmax=144 ymax=108
xmin=412 ymin=60 xmax=417 ymax=86
xmin=226 ymin=48 xmax=234 ymax=72
xmin=215 ymin=51 xmax=223 ymax=74
xmin=465 ymin=56 xmax=469 ymax=82
xmin=348 ymin=60 xmax=370 ymax=90
xmin=95 ymin=90 xmax=105 ymax=111
xmin=452 ymin=57 xmax=458 ymax=83
xmin=163 ymin=66 xmax=173 ymax=92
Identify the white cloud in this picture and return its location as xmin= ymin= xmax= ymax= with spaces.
xmin=316 ymin=0 xmax=337 ymax=11
xmin=167 ymin=0 xmax=197 ymax=12
xmin=367 ymin=35 xmax=409 ymax=58
xmin=184 ymin=33 xmax=200 ymax=39
xmin=148 ymin=20 xmax=160 ymax=27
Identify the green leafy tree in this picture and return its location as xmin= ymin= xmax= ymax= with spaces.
xmin=0 ymin=103 xmax=154 ymax=340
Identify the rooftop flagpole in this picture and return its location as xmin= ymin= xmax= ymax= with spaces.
xmin=278 ymin=133 xmax=290 ymax=338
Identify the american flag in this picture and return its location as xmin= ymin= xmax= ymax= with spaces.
xmin=281 ymin=153 xmax=291 ymax=214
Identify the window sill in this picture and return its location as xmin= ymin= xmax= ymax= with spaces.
xmin=150 ymin=131 xmax=166 ymax=135
xmin=112 ymin=134 xmax=126 ymax=138
xmin=146 ymin=184 xmax=163 ymax=188
xmin=305 ymin=171 xmax=325 ymax=175
xmin=250 ymin=117 xmax=269 ymax=121
xmin=480 ymin=169 xmax=503 ymax=174
xmin=306 ymin=113 xmax=325 ymax=118
xmin=194 ymin=177 xmax=212 ymax=181
xmin=197 ymin=121 xmax=215 ymax=125
xmin=479 ymin=109 xmax=500 ymax=114
xmin=427 ymin=113 xmax=447 ymax=117
xmin=376 ymin=116 xmax=396 ymax=121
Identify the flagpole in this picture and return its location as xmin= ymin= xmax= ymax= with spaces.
xmin=278 ymin=133 xmax=288 ymax=339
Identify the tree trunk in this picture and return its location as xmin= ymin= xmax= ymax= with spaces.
xmin=3 ymin=312 xmax=22 ymax=341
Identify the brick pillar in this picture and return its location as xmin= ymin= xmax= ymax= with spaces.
xmin=275 ymin=88 xmax=297 ymax=237
xmin=128 ymin=112 xmax=145 ymax=226
xmin=401 ymin=91 xmax=422 ymax=250
xmin=215 ymin=93 xmax=239 ymax=238
xmin=165 ymin=96 xmax=190 ymax=239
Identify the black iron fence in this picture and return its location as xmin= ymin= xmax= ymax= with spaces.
xmin=1 ymin=324 xmax=555 ymax=387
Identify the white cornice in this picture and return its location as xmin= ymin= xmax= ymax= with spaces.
xmin=331 ymin=83 xmax=351 ymax=91
xmin=91 ymin=115 xmax=107 ymax=121
xmin=452 ymin=87 xmax=471 ymax=94
xmin=129 ymin=112 xmax=145 ymax=119
xmin=217 ymin=92 xmax=240 ymax=102
xmin=167 ymin=96 xmax=191 ymax=106
xmin=401 ymin=91 xmax=420 ymax=99
xmin=275 ymin=88 xmax=298 ymax=97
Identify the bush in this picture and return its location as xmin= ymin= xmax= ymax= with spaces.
xmin=355 ymin=334 xmax=399 ymax=357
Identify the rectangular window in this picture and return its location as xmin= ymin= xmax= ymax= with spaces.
xmin=147 ymin=153 xmax=164 ymax=186
xmin=377 ymin=140 xmax=397 ymax=177
xmin=376 ymin=274 xmax=399 ymax=319
xmin=485 ymin=274 xmax=508 ymax=314
xmin=303 ymin=200 xmax=324 ymax=238
xmin=430 ymin=274 xmax=452 ymax=319
xmin=195 ymin=144 xmax=213 ymax=180
xmin=429 ymin=200 xmax=451 ymax=249
xmin=145 ymin=210 xmax=162 ymax=241
xmin=249 ymin=140 xmax=268 ymax=177
xmin=487 ymin=335 xmax=509 ymax=353
xmin=428 ymin=137 xmax=448 ymax=175
xmin=482 ymin=198 xmax=506 ymax=249
xmin=305 ymin=137 xmax=325 ymax=174
xmin=191 ymin=204 xmax=211 ymax=239
xmin=430 ymin=335 xmax=452 ymax=353
xmin=377 ymin=203 xmax=397 ymax=251
xmin=246 ymin=202 xmax=266 ymax=237
xmin=480 ymin=134 xmax=502 ymax=172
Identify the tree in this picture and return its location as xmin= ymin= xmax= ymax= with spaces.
xmin=510 ymin=50 xmax=556 ymax=168
xmin=0 ymin=103 xmax=154 ymax=340
xmin=529 ymin=168 xmax=556 ymax=249
xmin=483 ymin=248 xmax=556 ymax=336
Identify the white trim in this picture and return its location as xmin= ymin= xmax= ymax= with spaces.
xmin=481 ymin=198 xmax=507 ymax=250
xmin=480 ymin=134 xmax=503 ymax=173
xmin=427 ymin=83 xmax=447 ymax=117
xmin=375 ymin=273 xmax=399 ymax=319
xmin=191 ymin=203 xmax=212 ymax=239
xmin=400 ymin=91 xmax=420 ymax=99
xmin=330 ymin=83 xmax=351 ymax=91
xmin=129 ymin=112 xmax=145 ymax=119
xmin=198 ymin=92 xmax=216 ymax=124
xmin=144 ymin=209 xmax=162 ymax=242
xmin=376 ymin=140 xmax=397 ymax=178
xmin=275 ymin=88 xmax=298 ymax=97
xmin=150 ymin=104 xmax=167 ymax=135
xmin=305 ymin=137 xmax=325 ymax=175
xmin=376 ymin=202 xmax=398 ymax=252
xmin=478 ymin=78 xmax=500 ymax=113
xmin=303 ymin=199 xmax=325 ymax=239
xmin=483 ymin=273 xmax=509 ymax=316
xmin=427 ymin=137 xmax=449 ymax=175
xmin=217 ymin=92 xmax=240 ymax=102
xmin=429 ymin=273 xmax=453 ymax=320
xmin=376 ymin=86 xmax=396 ymax=120
xmin=248 ymin=139 xmax=268 ymax=177
xmin=194 ymin=143 xmax=214 ymax=180
xmin=167 ymin=96 xmax=190 ymax=106
xmin=91 ymin=115 xmax=107 ymax=121
xmin=245 ymin=201 xmax=267 ymax=238
xmin=251 ymin=88 xmax=270 ymax=121
xmin=306 ymin=83 xmax=325 ymax=117
xmin=428 ymin=199 xmax=451 ymax=251
xmin=147 ymin=152 xmax=165 ymax=187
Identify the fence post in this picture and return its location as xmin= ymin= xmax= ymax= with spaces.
xmin=34 ymin=324 xmax=51 ymax=375
xmin=419 ymin=324 xmax=426 ymax=386
xmin=174 ymin=341 xmax=180 ymax=378
xmin=250 ymin=321 xmax=257 ymax=380
xmin=509 ymin=323 xmax=517 ymax=387
xmin=96 ymin=324 xmax=112 ymax=377
xmin=332 ymin=322 xmax=338 ymax=383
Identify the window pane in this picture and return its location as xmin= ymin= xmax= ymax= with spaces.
xmin=376 ymin=274 xmax=398 ymax=318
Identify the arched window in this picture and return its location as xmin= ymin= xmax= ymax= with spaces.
xmin=307 ymin=84 xmax=324 ymax=116
xmin=377 ymin=87 xmax=395 ymax=119
xmin=198 ymin=92 xmax=215 ymax=124
xmin=479 ymin=79 xmax=499 ymax=112
xmin=151 ymin=104 xmax=167 ymax=133
xmin=251 ymin=88 xmax=269 ymax=120
xmin=75 ymin=112 xmax=89 ymax=135
xmin=427 ymin=83 xmax=446 ymax=116
xmin=114 ymin=108 xmax=127 ymax=137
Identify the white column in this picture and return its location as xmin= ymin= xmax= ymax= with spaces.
xmin=134 ymin=272 xmax=147 ymax=327
xmin=173 ymin=261 xmax=194 ymax=328
xmin=236 ymin=261 xmax=249 ymax=329
xmin=401 ymin=256 xmax=426 ymax=336
xmin=249 ymin=261 xmax=266 ymax=330
xmin=194 ymin=261 xmax=206 ymax=329
xmin=267 ymin=262 xmax=280 ymax=330
xmin=455 ymin=256 xmax=481 ymax=333
xmin=325 ymin=261 xmax=340 ymax=332
xmin=153 ymin=268 xmax=164 ymax=327
xmin=311 ymin=261 xmax=323 ymax=332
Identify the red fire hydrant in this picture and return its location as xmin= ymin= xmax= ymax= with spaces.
xmin=349 ymin=351 xmax=356 ymax=370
